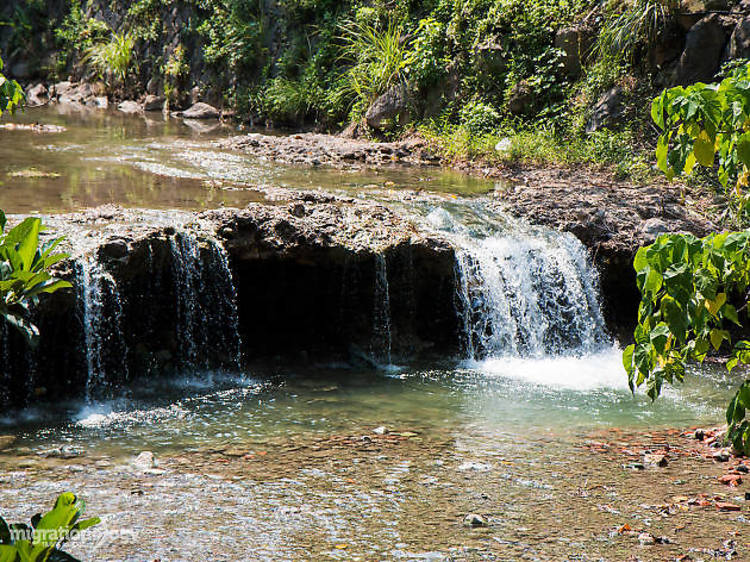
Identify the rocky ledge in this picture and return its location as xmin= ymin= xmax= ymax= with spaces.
xmin=217 ymin=132 xmax=441 ymax=167
xmin=487 ymin=167 xmax=714 ymax=339
xmin=1 ymin=194 xmax=459 ymax=407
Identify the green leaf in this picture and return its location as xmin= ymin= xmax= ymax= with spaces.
xmin=693 ymin=130 xmax=716 ymax=167
xmin=705 ymin=292 xmax=727 ymax=318
xmin=0 ymin=545 xmax=16 ymax=562
xmin=710 ymin=328 xmax=730 ymax=351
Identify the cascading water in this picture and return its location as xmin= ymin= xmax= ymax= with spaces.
xmin=170 ymin=232 xmax=243 ymax=370
xmin=76 ymin=256 xmax=129 ymax=401
xmin=427 ymin=205 xmax=609 ymax=360
xmin=371 ymin=253 xmax=393 ymax=365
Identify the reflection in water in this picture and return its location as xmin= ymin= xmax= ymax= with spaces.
xmin=0 ymin=106 xmax=496 ymax=213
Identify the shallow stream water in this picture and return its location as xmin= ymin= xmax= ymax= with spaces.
xmin=0 ymin=107 xmax=746 ymax=560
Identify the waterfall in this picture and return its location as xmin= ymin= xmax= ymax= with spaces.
xmin=170 ymin=232 xmax=243 ymax=370
xmin=428 ymin=206 xmax=609 ymax=360
xmin=371 ymin=253 xmax=393 ymax=365
xmin=76 ymin=256 xmax=129 ymax=401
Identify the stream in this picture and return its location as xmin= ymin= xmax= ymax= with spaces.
xmin=0 ymin=106 xmax=746 ymax=560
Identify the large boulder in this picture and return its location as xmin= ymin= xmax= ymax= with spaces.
xmin=143 ymin=94 xmax=165 ymax=112
xmin=554 ymin=25 xmax=595 ymax=77
xmin=117 ymin=100 xmax=142 ymax=114
xmin=674 ymin=14 xmax=731 ymax=85
xmin=585 ymin=87 xmax=624 ymax=133
xmin=25 ymin=83 xmax=48 ymax=107
xmin=727 ymin=17 xmax=750 ymax=60
xmin=181 ymin=102 xmax=220 ymax=119
xmin=365 ymin=85 xmax=409 ymax=130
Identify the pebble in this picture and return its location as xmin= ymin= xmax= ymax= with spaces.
xmin=132 ymin=451 xmax=156 ymax=470
xmin=644 ymin=453 xmax=668 ymax=468
xmin=463 ymin=513 xmax=488 ymax=527
xmin=637 ymin=532 xmax=655 ymax=545
xmin=373 ymin=426 xmax=388 ymax=435
xmin=713 ymin=451 xmax=731 ymax=462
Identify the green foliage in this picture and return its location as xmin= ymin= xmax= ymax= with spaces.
xmin=651 ymin=62 xmax=750 ymax=223
xmin=339 ymin=18 xmax=413 ymax=118
xmin=458 ymin=99 xmax=501 ymax=136
xmin=596 ymin=0 xmax=678 ymax=63
xmin=0 ymin=492 xmax=100 ymax=562
xmin=409 ymin=17 xmax=449 ymax=91
xmin=83 ymin=32 xmax=136 ymax=86
xmin=54 ymin=1 xmax=110 ymax=73
xmin=623 ymin=231 xmax=750 ymax=452
xmin=0 ymin=211 xmax=71 ymax=343
xmin=0 ymin=57 xmax=24 ymax=117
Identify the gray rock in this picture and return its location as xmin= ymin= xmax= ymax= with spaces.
xmin=52 ymin=81 xmax=74 ymax=99
xmin=38 ymin=445 xmax=85 ymax=459
xmin=674 ymin=14 xmax=731 ymax=85
xmin=90 ymin=96 xmax=108 ymax=109
xmin=25 ymin=83 xmax=48 ymax=107
xmin=365 ymin=85 xmax=409 ymax=130
xmin=728 ymin=17 xmax=750 ymax=60
xmin=554 ymin=25 xmax=594 ymax=76
xmin=463 ymin=513 xmax=488 ymax=527
xmin=585 ymin=87 xmax=624 ymax=133
xmin=132 ymin=450 xmax=156 ymax=469
xmin=182 ymin=102 xmax=220 ymax=120
xmin=59 ymin=82 xmax=94 ymax=105
xmin=639 ymin=218 xmax=672 ymax=241
xmin=118 ymin=100 xmax=142 ymax=114
xmin=507 ymin=81 xmax=533 ymax=115
xmin=143 ymin=94 xmax=165 ymax=112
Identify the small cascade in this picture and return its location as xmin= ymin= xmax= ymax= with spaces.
xmin=170 ymin=232 xmax=243 ymax=370
xmin=428 ymin=206 xmax=609 ymax=360
xmin=371 ymin=253 xmax=393 ymax=365
xmin=77 ymin=256 xmax=129 ymax=401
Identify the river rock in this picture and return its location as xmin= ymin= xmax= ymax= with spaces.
xmin=644 ymin=453 xmax=668 ymax=467
xmin=365 ymin=85 xmax=409 ymax=130
xmin=181 ymin=102 xmax=220 ymax=119
xmin=143 ymin=94 xmax=165 ymax=112
xmin=118 ymin=100 xmax=143 ymax=114
xmin=90 ymin=96 xmax=109 ymax=109
xmin=132 ymin=451 xmax=156 ymax=469
xmin=25 ymin=83 xmax=48 ymax=107
xmin=463 ymin=513 xmax=488 ymax=527
xmin=674 ymin=14 xmax=731 ymax=85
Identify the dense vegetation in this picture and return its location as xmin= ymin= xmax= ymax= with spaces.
xmin=3 ymin=0 xmax=706 ymax=174
xmin=626 ymin=65 xmax=750 ymax=453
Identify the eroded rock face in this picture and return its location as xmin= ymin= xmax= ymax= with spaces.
xmin=365 ymin=85 xmax=410 ymax=130
xmin=674 ymin=14 xmax=732 ymax=85
xmin=0 ymin=197 xmax=460 ymax=408
xmin=488 ymin=170 xmax=713 ymax=340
